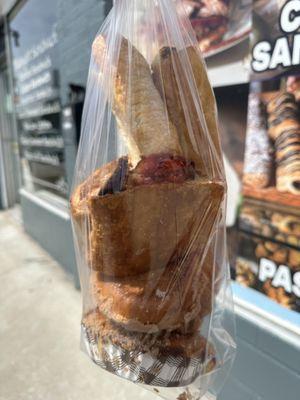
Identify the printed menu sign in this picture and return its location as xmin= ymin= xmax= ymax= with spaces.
xmin=9 ymin=0 xmax=68 ymax=196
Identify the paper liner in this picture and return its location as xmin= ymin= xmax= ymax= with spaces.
xmin=81 ymin=324 xmax=216 ymax=388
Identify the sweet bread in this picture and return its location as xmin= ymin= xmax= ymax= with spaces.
xmin=263 ymin=281 xmax=295 ymax=309
xmin=71 ymin=157 xmax=129 ymax=220
xmin=267 ymin=92 xmax=295 ymax=114
xmin=90 ymin=250 xmax=214 ymax=332
xmin=88 ymin=166 xmax=223 ymax=276
xmin=152 ymin=46 xmax=222 ymax=178
xmin=289 ymin=249 xmax=300 ymax=269
xmin=92 ymin=36 xmax=182 ymax=166
xmin=267 ymin=91 xmax=300 ymax=195
xmin=243 ymin=93 xmax=272 ymax=188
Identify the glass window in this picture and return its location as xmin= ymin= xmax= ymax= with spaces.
xmin=9 ymin=0 xmax=68 ymax=197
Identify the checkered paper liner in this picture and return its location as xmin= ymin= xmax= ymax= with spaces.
xmin=81 ymin=324 xmax=216 ymax=388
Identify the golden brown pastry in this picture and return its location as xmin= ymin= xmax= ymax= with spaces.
xmin=92 ymin=36 xmax=182 ymax=165
xmin=152 ymin=46 xmax=222 ymax=178
xmin=71 ymin=158 xmax=129 ymax=220
xmin=267 ymin=91 xmax=300 ymax=195
xmin=90 ymin=250 xmax=214 ymax=332
xmin=89 ymin=173 xmax=224 ymax=276
xmin=289 ymin=249 xmax=300 ymax=269
xmin=263 ymin=281 xmax=295 ymax=310
xmin=235 ymin=259 xmax=257 ymax=288
xmin=255 ymin=243 xmax=269 ymax=259
xmin=243 ymin=93 xmax=272 ymax=189
xmin=272 ymin=248 xmax=288 ymax=264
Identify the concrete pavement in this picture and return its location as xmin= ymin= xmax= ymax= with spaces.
xmin=0 ymin=209 xmax=157 ymax=400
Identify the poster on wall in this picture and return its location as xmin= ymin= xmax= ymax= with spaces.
xmin=235 ymin=0 xmax=300 ymax=312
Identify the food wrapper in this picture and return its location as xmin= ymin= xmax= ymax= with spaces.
xmin=70 ymin=0 xmax=236 ymax=398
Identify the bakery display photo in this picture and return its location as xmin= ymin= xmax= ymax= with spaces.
xmin=182 ymin=0 xmax=251 ymax=57
xmin=70 ymin=0 xmax=235 ymax=399
xmin=237 ymin=77 xmax=300 ymax=311
xmin=243 ymin=78 xmax=300 ymax=206
xmin=240 ymin=200 xmax=300 ymax=249
xmin=235 ymin=233 xmax=300 ymax=312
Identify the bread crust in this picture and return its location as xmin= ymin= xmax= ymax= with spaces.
xmin=88 ymin=176 xmax=224 ymax=277
xmin=92 ymin=36 xmax=182 ymax=164
xmin=152 ymin=46 xmax=222 ymax=178
xmin=83 ymin=309 xmax=216 ymax=362
xmin=90 ymin=249 xmax=214 ymax=332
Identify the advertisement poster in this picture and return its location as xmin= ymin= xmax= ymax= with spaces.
xmin=183 ymin=0 xmax=300 ymax=311
xmin=236 ymin=0 xmax=300 ymax=311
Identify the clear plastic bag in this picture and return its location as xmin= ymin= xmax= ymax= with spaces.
xmin=70 ymin=1 xmax=236 ymax=398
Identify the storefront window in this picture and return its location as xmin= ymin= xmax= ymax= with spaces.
xmin=9 ymin=0 xmax=68 ymax=197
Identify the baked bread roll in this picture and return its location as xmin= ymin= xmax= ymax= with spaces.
xmin=71 ymin=158 xmax=129 ymax=220
xmin=267 ymin=92 xmax=300 ymax=195
xmin=92 ymin=36 xmax=182 ymax=165
xmin=243 ymin=93 xmax=272 ymax=188
xmin=152 ymin=46 xmax=222 ymax=178
xmin=89 ymin=170 xmax=223 ymax=277
xmin=90 ymin=250 xmax=214 ymax=332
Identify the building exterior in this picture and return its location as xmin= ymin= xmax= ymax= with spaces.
xmin=0 ymin=0 xmax=112 ymax=284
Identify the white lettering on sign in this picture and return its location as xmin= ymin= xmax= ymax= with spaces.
xmin=259 ymin=258 xmax=277 ymax=282
xmin=19 ymin=71 xmax=52 ymax=95
xmin=280 ymin=0 xmax=300 ymax=33
xmin=14 ymin=28 xmax=58 ymax=71
xmin=18 ymin=57 xmax=52 ymax=83
xmin=252 ymin=41 xmax=271 ymax=72
xmin=252 ymin=1 xmax=300 ymax=72
xmin=293 ymin=272 xmax=300 ymax=297
xmin=258 ymin=258 xmax=300 ymax=297
xmin=23 ymin=120 xmax=53 ymax=133
xmin=269 ymin=37 xmax=292 ymax=69
xmin=272 ymin=265 xmax=292 ymax=293
xmin=292 ymin=33 xmax=300 ymax=64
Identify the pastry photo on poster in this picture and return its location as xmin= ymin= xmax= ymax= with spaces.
xmin=181 ymin=0 xmax=251 ymax=57
xmin=237 ymin=77 xmax=300 ymax=312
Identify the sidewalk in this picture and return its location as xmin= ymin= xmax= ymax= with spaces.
xmin=0 ymin=209 xmax=156 ymax=400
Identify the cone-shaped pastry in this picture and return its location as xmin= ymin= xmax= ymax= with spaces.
xmin=92 ymin=36 xmax=182 ymax=165
xmin=88 ymin=166 xmax=224 ymax=277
